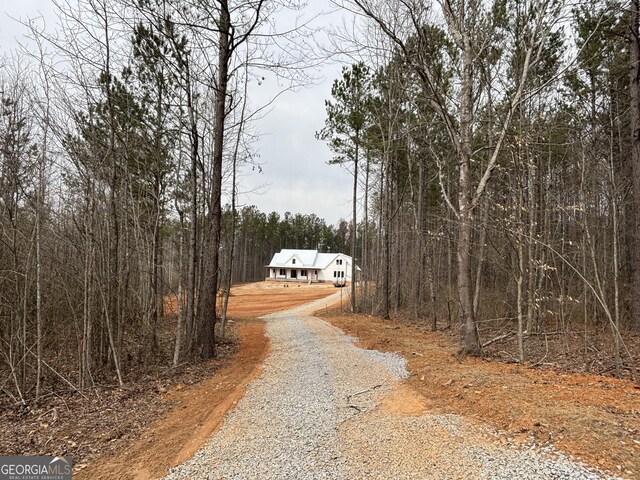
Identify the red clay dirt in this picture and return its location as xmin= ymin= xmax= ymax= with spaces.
xmin=76 ymin=319 xmax=267 ymax=480
xmin=318 ymin=309 xmax=640 ymax=479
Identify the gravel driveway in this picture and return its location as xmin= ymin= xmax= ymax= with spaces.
xmin=165 ymin=293 xmax=620 ymax=480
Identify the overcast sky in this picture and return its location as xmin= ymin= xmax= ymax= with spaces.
xmin=1 ymin=1 xmax=356 ymax=226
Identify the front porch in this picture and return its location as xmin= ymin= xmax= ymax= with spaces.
xmin=265 ymin=267 xmax=320 ymax=282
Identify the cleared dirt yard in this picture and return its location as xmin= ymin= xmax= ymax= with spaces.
xmin=222 ymin=281 xmax=338 ymax=318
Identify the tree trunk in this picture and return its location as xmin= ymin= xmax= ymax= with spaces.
xmin=183 ymin=56 xmax=199 ymax=353
xmin=221 ymin=55 xmax=251 ymax=337
xmin=457 ymin=36 xmax=481 ymax=355
xmin=629 ymin=0 xmax=640 ymax=331
xmin=362 ymin=153 xmax=370 ymax=311
xmin=198 ymin=2 xmax=231 ymax=358
xmin=81 ymin=192 xmax=94 ymax=389
xmin=472 ymin=201 xmax=488 ymax=319
xmin=516 ymin=181 xmax=525 ymax=363
xmin=351 ymin=139 xmax=358 ymax=313
xmin=415 ymin=159 xmax=424 ymax=320
xmin=383 ymin=158 xmax=391 ymax=320
xmin=150 ymin=174 xmax=161 ymax=351
xmin=173 ymin=211 xmax=185 ymax=368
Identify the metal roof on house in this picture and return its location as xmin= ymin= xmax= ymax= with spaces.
xmin=314 ymin=253 xmax=341 ymax=269
xmin=267 ymin=249 xmax=341 ymax=268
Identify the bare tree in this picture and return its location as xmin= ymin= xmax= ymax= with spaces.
xmin=334 ymin=0 xmax=563 ymax=354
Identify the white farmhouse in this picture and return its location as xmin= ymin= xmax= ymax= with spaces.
xmin=265 ymin=249 xmax=359 ymax=283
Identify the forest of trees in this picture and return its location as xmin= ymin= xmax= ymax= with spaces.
xmin=319 ymin=0 xmax=639 ymax=375
xmin=0 ymin=0 xmax=327 ymax=403
xmin=1 ymin=0 xmax=638 ymax=404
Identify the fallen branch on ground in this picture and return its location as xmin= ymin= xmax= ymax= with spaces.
xmin=482 ymin=333 xmax=514 ymax=348
xmin=346 ymin=381 xmax=386 ymax=402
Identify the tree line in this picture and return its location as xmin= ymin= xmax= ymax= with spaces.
xmin=318 ymin=0 xmax=638 ymax=375
xmin=220 ymin=207 xmax=352 ymax=285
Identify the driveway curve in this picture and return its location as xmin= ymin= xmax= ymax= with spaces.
xmin=165 ymin=293 xmax=617 ymax=480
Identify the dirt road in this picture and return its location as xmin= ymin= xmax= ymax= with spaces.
xmin=322 ymin=310 xmax=640 ymax=478
xmin=164 ymin=293 xmax=617 ymax=480
xmin=74 ymin=282 xmax=635 ymax=479
xmin=76 ymin=282 xmax=337 ymax=479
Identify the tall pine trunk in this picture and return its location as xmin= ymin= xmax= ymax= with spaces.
xmin=351 ymin=140 xmax=358 ymax=312
xmin=198 ymin=2 xmax=231 ymax=358
xmin=458 ymin=36 xmax=481 ymax=355
xmin=629 ymin=0 xmax=640 ymax=331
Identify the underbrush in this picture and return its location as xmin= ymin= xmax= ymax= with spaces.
xmin=0 ymin=318 xmax=238 ymax=464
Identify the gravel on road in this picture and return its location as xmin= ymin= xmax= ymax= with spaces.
xmin=165 ymin=293 xmax=621 ymax=480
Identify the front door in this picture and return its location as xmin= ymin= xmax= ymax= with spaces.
xmin=290 ymin=269 xmax=297 ymax=279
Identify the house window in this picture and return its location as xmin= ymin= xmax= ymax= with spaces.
xmin=279 ymin=268 xmax=285 ymax=276
xmin=336 ymin=259 xmax=342 ymax=265
xmin=333 ymin=271 xmax=337 ymax=278
xmin=292 ymin=259 xmax=296 ymax=264
xmin=341 ymin=271 xmax=345 ymax=278
xmin=301 ymin=269 xmax=307 ymax=277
